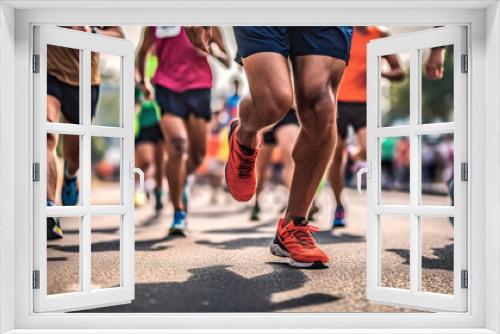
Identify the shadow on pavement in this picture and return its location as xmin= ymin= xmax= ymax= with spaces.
xmin=63 ymin=227 xmax=119 ymax=235
xmin=204 ymin=219 xmax=276 ymax=234
xmin=81 ymin=263 xmax=340 ymax=312
xmin=188 ymin=206 xmax=251 ymax=219
xmin=136 ymin=213 xmax=163 ymax=228
xmin=196 ymin=231 xmax=364 ymax=250
xmin=196 ymin=236 xmax=272 ymax=250
xmin=48 ymin=235 xmax=171 ymax=253
xmin=315 ymin=231 xmax=365 ymax=244
xmin=387 ymin=243 xmax=454 ymax=270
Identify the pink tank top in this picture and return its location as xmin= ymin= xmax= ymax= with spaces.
xmin=151 ymin=26 xmax=212 ymax=93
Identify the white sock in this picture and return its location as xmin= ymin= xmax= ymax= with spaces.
xmin=64 ymin=165 xmax=77 ymax=180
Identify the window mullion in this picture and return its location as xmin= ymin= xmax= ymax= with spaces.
xmin=409 ymin=48 xmax=421 ymax=293
xmin=80 ymin=48 xmax=92 ymax=294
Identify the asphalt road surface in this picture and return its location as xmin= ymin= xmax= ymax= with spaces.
xmin=46 ymin=182 xmax=454 ymax=313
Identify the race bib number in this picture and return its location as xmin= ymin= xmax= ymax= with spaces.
xmin=155 ymin=26 xmax=181 ymax=38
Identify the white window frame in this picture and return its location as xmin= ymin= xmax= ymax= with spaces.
xmin=32 ymin=26 xmax=136 ymax=312
xmin=0 ymin=1 xmax=499 ymax=333
xmin=365 ymin=26 xmax=468 ymax=312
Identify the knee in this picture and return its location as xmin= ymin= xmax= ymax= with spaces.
xmin=168 ymin=137 xmax=188 ymax=159
xmin=300 ymin=89 xmax=336 ymax=138
xmin=139 ymin=158 xmax=152 ymax=171
xmin=256 ymin=88 xmax=294 ymax=125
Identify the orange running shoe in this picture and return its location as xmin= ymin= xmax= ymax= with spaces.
xmin=225 ymin=119 xmax=259 ymax=202
xmin=270 ymin=218 xmax=329 ymax=268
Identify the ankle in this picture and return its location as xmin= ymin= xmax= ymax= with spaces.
xmin=235 ymin=127 xmax=258 ymax=149
xmin=64 ymin=166 xmax=78 ymax=179
xmin=284 ymin=215 xmax=307 ymax=226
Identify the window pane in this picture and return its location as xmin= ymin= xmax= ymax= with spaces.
xmin=46 ymin=133 xmax=82 ymax=207
xmin=420 ymin=134 xmax=454 ymax=206
xmin=379 ymin=136 xmax=410 ymax=205
xmin=92 ymin=52 xmax=121 ymax=127
xmin=420 ymin=45 xmax=454 ymax=124
xmin=47 ymin=216 xmax=80 ymax=295
xmin=91 ymin=137 xmax=122 ymax=205
xmin=379 ymin=51 xmax=410 ymax=127
xmin=92 ymin=215 xmax=121 ymax=289
xmin=47 ymin=45 xmax=81 ymax=124
xmin=420 ymin=216 xmax=454 ymax=294
xmin=380 ymin=215 xmax=410 ymax=289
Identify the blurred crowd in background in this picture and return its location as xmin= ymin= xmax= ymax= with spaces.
xmin=84 ymin=26 xmax=454 ymax=208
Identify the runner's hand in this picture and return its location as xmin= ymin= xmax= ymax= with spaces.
xmin=209 ymin=41 xmax=229 ymax=67
xmin=185 ymin=26 xmax=212 ymax=54
xmin=139 ymin=81 xmax=154 ymax=100
xmin=425 ymin=47 xmax=445 ymax=80
xmin=68 ymin=26 xmax=92 ymax=33
xmin=425 ymin=61 xmax=444 ymax=80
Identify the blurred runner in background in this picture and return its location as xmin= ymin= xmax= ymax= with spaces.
xmin=328 ymin=26 xmax=404 ymax=229
xmin=136 ymin=26 xmax=229 ymax=235
xmin=46 ymin=26 xmax=124 ymax=240
xmin=224 ymin=77 xmax=242 ymax=120
xmin=134 ymin=55 xmax=165 ymax=212
xmin=134 ymin=52 xmax=165 ymax=213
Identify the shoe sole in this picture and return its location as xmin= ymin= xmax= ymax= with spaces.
xmin=332 ymin=222 xmax=346 ymax=229
xmin=224 ymin=119 xmax=253 ymax=202
xmin=270 ymin=243 xmax=328 ymax=269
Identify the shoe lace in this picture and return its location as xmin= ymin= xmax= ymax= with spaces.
xmin=236 ymin=153 xmax=255 ymax=179
xmin=285 ymin=224 xmax=319 ymax=249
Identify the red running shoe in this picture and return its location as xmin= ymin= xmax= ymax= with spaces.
xmin=270 ymin=218 xmax=329 ymax=268
xmin=225 ymin=119 xmax=259 ymax=202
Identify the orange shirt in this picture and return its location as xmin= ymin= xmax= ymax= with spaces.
xmin=338 ymin=27 xmax=383 ymax=103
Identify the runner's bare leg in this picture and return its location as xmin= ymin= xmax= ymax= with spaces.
xmin=62 ymin=133 xmax=80 ymax=176
xmin=46 ymin=96 xmax=62 ymax=203
xmin=236 ymin=53 xmax=294 ymax=149
xmin=328 ymin=138 xmax=345 ymax=205
xmin=135 ymin=143 xmax=154 ymax=183
xmin=186 ymin=115 xmax=208 ymax=175
xmin=275 ymin=124 xmax=300 ymax=189
xmin=255 ymin=144 xmax=274 ymax=197
xmin=154 ymin=141 xmax=165 ymax=190
xmin=160 ymin=114 xmax=188 ymax=210
xmin=285 ymin=55 xmax=346 ymax=221
xmin=351 ymin=127 xmax=367 ymax=161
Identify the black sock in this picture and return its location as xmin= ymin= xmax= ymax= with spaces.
xmin=291 ymin=216 xmax=307 ymax=226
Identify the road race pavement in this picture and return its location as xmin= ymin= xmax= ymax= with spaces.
xmin=46 ymin=182 xmax=454 ymax=313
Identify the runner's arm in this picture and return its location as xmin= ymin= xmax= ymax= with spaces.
xmin=185 ymin=26 xmax=212 ymax=53
xmin=379 ymin=29 xmax=405 ymax=82
xmin=209 ymin=27 xmax=231 ymax=68
xmin=94 ymin=26 xmax=125 ymax=38
xmin=381 ymin=54 xmax=405 ymax=82
xmin=136 ymin=27 xmax=155 ymax=99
